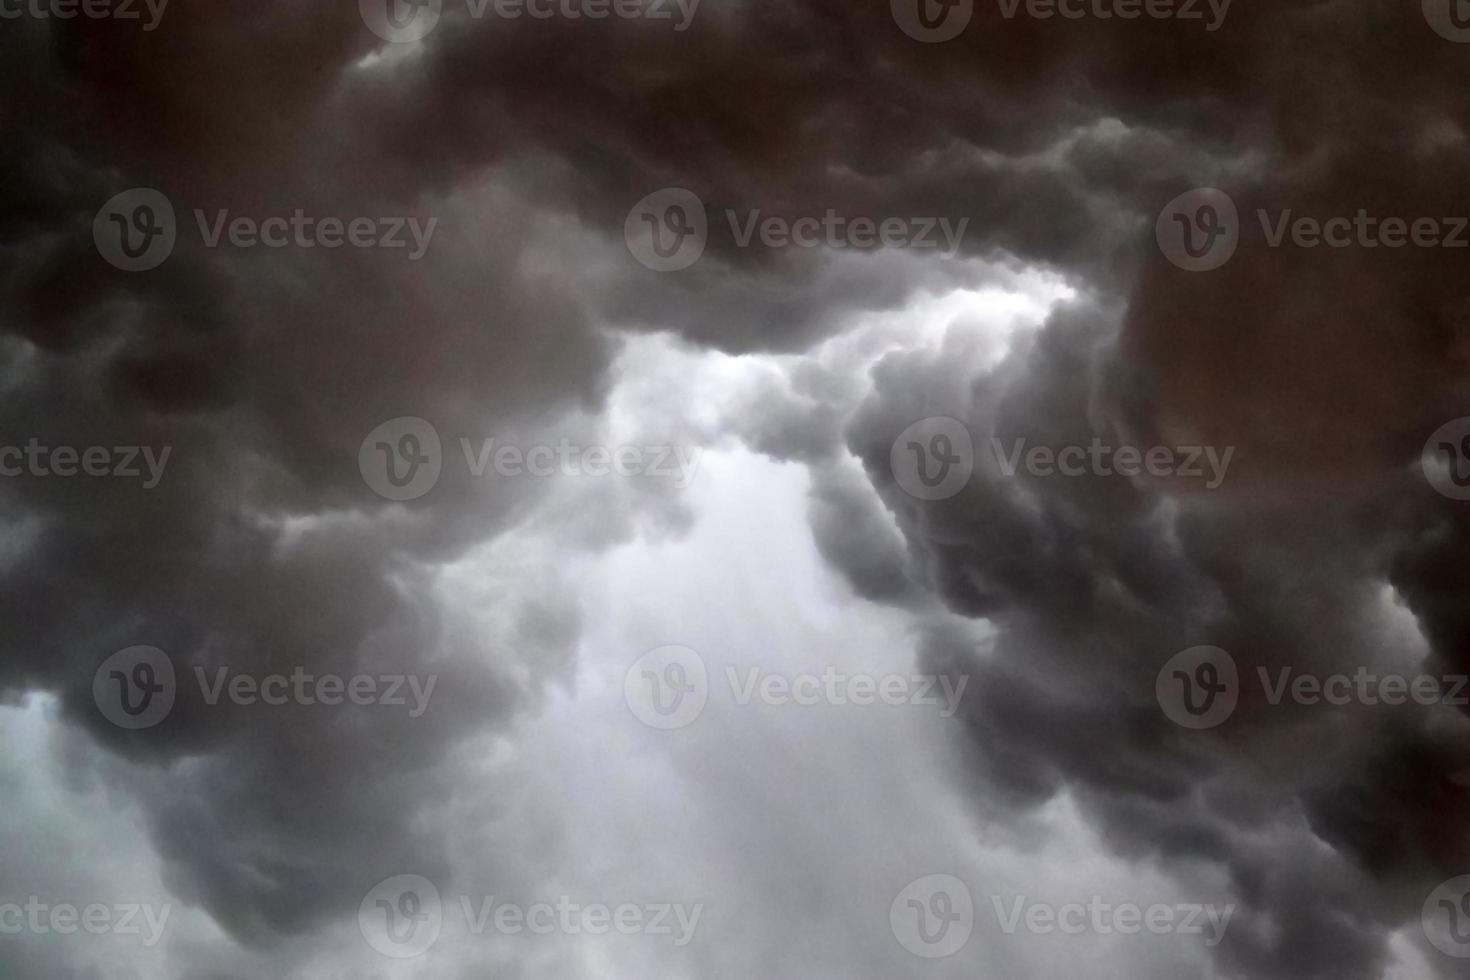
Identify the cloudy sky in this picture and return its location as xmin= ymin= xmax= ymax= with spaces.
xmin=4 ymin=1 xmax=1470 ymax=977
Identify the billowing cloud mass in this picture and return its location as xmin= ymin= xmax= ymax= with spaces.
xmin=2 ymin=1 xmax=1468 ymax=977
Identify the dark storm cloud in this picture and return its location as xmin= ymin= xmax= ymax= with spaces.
xmin=0 ymin=2 xmax=616 ymax=955
xmin=3 ymin=0 xmax=1469 ymax=976
xmin=841 ymin=290 xmax=1470 ymax=979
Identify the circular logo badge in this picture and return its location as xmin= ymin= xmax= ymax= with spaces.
xmin=624 ymin=645 xmax=708 ymax=730
xmin=1423 ymin=875 xmax=1470 ymax=958
xmin=360 ymin=0 xmax=442 ymax=43
xmin=1424 ymin=0 xmax=1470 ymax=42
xmin=360 ymin=417 xmax=443 ymax=501
xmin=93 ymin=646 xmax=176 ymax=730
xmin=624 ymin=188 xmax=707 ymax=272
xmin=891 ymin=0 xmax=973 ymax=42
xmin=1422 ymin=418 xmax=1470 ymax=501
xmin=890 ymin=873 xmax=974 ymax=958
xmin=360 ymin=874 xmax=443 ymax=958
xmin=1157 ymin=188 xmax=1239 ymax=272
xmin=94 ymin=188 xmax=176 ymax=273
xmin=1156 ymin=646 xmax=1239 ymax=730
xmin=891 ymin=417 xmax=974 ymax=501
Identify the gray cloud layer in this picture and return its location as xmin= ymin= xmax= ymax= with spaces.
xmin=2 ymin=1 xmax=1467 ymax=977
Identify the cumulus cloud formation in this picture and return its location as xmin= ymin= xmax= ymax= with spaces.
xmin=1 ymin=1 xmax=1467 ymax=977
